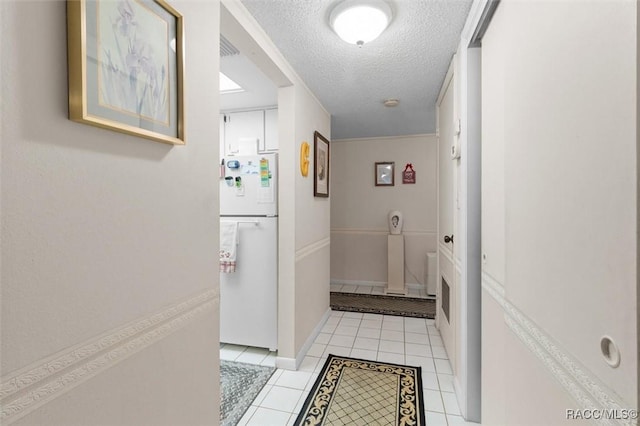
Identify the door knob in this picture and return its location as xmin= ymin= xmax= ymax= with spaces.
xmin=444 ymin=235 xmax=454 ymax=244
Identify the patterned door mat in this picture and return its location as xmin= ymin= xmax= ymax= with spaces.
xmin=294 ymin=355 xmax=426 ymax=426
xmin=220 ymin=360 xmax=275 ymax=426
xmin=330 ymin=292 xmax=435 ymax=319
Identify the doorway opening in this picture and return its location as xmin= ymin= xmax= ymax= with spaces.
xmin=217 ymin=4 xmax=293 ymax=424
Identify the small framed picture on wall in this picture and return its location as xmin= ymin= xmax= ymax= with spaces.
xmin=314 ymin=131 xmax=330 ymax=197
xmin=375 ymin=162 xmax=395 ymax=186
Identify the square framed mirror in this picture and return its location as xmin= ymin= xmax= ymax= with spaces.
xmin=375 ymin=162 xmax=395 ymax=186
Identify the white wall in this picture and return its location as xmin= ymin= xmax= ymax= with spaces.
xmin=1 ymin=1 xmax=221 ymax=424
xmin=293 ymin=86 xmax=332 ymax=356
xmin=330 ymin=135 xmax=437 ymax=288
xmin=482 ymin=1 xmax=638 ymax=424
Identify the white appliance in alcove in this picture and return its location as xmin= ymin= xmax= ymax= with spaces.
xmin=220 ymin=153 xmax=278 ymax=351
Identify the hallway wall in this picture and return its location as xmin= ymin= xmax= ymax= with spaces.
xmin=0 ymin=1 xmax=221 ymax=424
xmin=481 ymin=1 xmax=638 ymax=424
xmin=293 ymin=87 xmax=332 ymax=359
xmin=330 ymin=135 xmax=437 ymax=289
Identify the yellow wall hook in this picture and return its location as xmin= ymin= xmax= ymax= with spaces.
xmin=300 ymin=142 xmax=310 ymax=177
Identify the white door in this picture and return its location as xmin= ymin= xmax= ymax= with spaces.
xmin=436 ymin=59 xmax=457 ymax=375
xmin=436 ymin=50 xmax=483 ymax=422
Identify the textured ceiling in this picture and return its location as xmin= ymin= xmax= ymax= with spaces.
xmin=240 ymin=0 xmax=473 ymax=139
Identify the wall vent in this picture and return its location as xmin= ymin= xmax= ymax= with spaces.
xmin=442 ymin=276 xmax=450 ymax=323
xmin=220 ymin=35 xmax=240 ymax=57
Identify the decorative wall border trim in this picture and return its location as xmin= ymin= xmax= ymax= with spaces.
xmin=481 ymin=274 xmax=633 ymax=425
xmin=295 ymin=237 xmax=330 ymax=262
xmin=0 ymin=289 xmax=218 ymax=424
xmin=438 ymin=242 xmax=455 ymax=265
xmin=331 ymin=228 xmax=436 ymax=236
xmin=480 ymin=270 xmax=505 ymax=307
xmin=503 ymin=306 xmax=631 ymax=426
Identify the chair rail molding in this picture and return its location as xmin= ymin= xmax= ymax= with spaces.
xmin=480 ymin=270 xmax=505 ymax=307
xmin=331 ymin=228 xmax=435 ymax=236
xmin=295 ymin=237 xmax=330 ymax=262
xmin=481 ymin=275 xmax=632 ymax=426
xmin=0 ymin=289 xmax=219 ymax=424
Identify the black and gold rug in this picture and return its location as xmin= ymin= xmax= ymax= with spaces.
xmin=330 ymin=292 xmax=435 ymax=319
xmin=294 ymin=355 xmax=425 ymax=426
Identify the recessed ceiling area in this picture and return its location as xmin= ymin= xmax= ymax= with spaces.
xmin=240 ymin=0 xmax=473 ymax=139
xmin=219 ymin=38 xmax=278 ymax=112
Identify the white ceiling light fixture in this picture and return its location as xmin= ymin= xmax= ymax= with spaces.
xmin=330 ymin=0 xmax=393 ymax=47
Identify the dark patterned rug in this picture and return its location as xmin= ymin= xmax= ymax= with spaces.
xmin=220 ymin=360 xmax=275 ymax=426
xmin=294 ymin=355 xmax=426 ymax=426
xmin=330 ymin=292 xmax=435 ymax=319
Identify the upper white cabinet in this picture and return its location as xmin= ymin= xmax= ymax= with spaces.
xmin=222 ymin=108 xmax=278 ymax=156
xmin=263 ymin=108 xmax=278 ymax=152
xmin=223 ymin=110 xmax=264 ymax=155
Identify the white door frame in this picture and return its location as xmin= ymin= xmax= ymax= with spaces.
xmin=436 ymin=55 xmax=458 ymax=374
xmin=219 ymin=0 xmax=298 ymax=363
xmin=439 ymin=0 xmax=499 ymax=422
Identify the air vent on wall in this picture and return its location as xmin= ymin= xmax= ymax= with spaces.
xmin=220 ymin=35 xmax=240 ymax=57
xmin=442 ymin=277 xmax=450 ymax=323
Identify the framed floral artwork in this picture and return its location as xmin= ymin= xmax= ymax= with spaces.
xmin=67 ymin=0 xmax=185 ymax=145
xmin=313 ymin=131 xmax=330 ymax=197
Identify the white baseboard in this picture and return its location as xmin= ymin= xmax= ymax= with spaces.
xmin=276 ymin=308 xmax=331 ymax=371
xmin=330 ymin=279 xmax=386 ymax=287
xmin=275 ymin=356 xmax=297 ymax=370
xmin=330 ymin=279 xmax=424 ymax=288
xmin=453 ymin=375 xmax=467 ymax=419
xmin=330 ymin=279 xmax=430 ymax=293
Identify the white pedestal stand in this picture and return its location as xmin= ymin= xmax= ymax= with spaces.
xmin=385 ymin=234 xmax=407 ymax=295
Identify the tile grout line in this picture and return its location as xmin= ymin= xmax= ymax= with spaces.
xmin=232 ymin=311 xmax=463 ymax=426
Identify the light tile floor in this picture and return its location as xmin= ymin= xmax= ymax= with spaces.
xmin=220 ymin=311 xmax=478 ymax=426
xmin=330 ymin=283 xmax=435 ymax=299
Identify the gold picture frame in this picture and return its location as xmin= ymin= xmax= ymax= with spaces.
xmin=67 ymin=0 xmax=185 ymax=145
xmin=375 ymin=162 xmax=395 ymax=186
xmin=313 ymin=131 xmax=330 ymax=197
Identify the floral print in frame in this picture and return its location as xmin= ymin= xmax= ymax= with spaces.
xmin=68 ymin=0 xmax=185 ymax=145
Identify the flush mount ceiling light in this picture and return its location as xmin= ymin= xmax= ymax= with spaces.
xmin=330 ymin=0 xmax=392 ymax=47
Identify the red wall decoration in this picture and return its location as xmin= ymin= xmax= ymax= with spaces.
xmin=402 ymin=163 xmax=416 ymax=184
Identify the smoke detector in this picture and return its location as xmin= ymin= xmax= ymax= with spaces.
xmin=383 ymin=98 xmax=399 ymax=107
